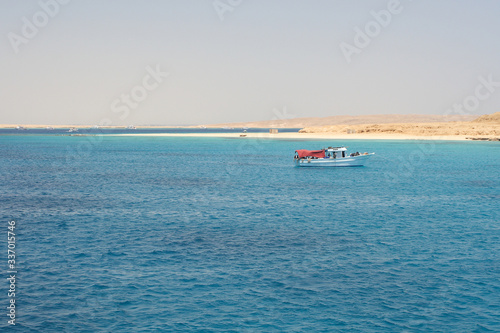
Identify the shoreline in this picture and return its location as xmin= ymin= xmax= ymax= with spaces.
xmin=107 ymin=132 xmax=477 ymax=141
xmin=2 ymin=128 xmax=497 ymax=141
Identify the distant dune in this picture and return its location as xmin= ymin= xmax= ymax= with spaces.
xmin=206 ymin=114 xmax=476 ymax=128
xmin=298 ymin=112 xmax=500 ymax=139
xmin=472 ymin=112 xmax=500 ymax=123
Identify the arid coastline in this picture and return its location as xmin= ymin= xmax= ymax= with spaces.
xmin=298 ymin=112 xmax=500 ymax=140
xmin=2 ymin=113 xmax=498 ymax=141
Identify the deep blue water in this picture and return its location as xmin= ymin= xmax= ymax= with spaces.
xmin=1 ymin=135 xmax=499 ymax=332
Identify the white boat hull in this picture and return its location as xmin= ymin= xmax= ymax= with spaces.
xmin=295 ymin=153 xmax=374 ymax=167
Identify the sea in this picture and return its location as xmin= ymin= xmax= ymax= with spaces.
xmin=1 ymin=129 xmax=499 ymax=332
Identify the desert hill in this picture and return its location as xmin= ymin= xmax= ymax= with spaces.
xmin=472 ymin=112 xmax=500 ymax=123
xmin=298 ymin=112 xmax=499 ymax=139
xmin=207 ymin=114 xmax=475 ymax=128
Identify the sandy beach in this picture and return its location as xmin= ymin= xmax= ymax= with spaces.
xmin=107 ymin=112 xmax=499 ymax=141
xmin=3 ymin=113 xmax=498 ymax=141
xmin=110 ymin=132 xmax=474 ymax=141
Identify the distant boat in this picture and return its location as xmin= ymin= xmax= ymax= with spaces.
xmin=126 ymin=125 xmax=136 ymax=130
xmin=68 ymin=127 xmax=78 ymax=133
xmin=46 ymin=126 xmax=54 ymax=130
xmin=16 ymin=126 xmax=27 ymax=130
xmin=199 ymin=126 xmax=207 ymax=129
xmin=242 ymin=127 xmax=249 ymax=130
xmin=222 ymin=127 xmax=234 ymax=130
xmin=91 ymin=125 xmax=99 ymax=129
xmin=294 ymin=146 xmax=374 ymax=167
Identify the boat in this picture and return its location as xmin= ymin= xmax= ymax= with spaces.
xmin=15 ymin=126 xmax=27 ymax=130
xmin=68 ymin=127 xmax=78 ymax=133
xmin=46 ymin=126 xmax=54 ymax=130
xmin=126 ymin=125 xmax=136 ymax=129
xmin=294 ymin=146 xmax=374 ymax=167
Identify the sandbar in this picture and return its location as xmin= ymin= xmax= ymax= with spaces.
xmin=110 ymin=132 xmax=473 ymax=141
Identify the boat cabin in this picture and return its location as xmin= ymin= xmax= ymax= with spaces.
xmin=325 ymin=147 xmax=347 ymax=158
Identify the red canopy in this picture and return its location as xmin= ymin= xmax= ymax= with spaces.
xmin=295 ymin=149 xmax=325 ymax=158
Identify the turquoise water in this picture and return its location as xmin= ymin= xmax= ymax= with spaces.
xmin=1 ymin=135 xmax=499 ymax=332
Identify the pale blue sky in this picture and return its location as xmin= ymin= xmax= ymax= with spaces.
xmin=1 ymin=0 xmax=500 ymax=125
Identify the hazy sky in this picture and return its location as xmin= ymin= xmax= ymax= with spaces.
xmin=1 ymin=0 xmax=500 ymax=125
